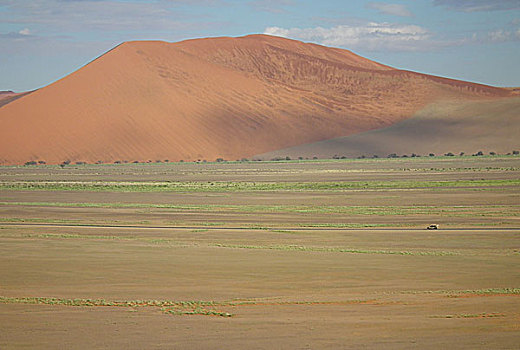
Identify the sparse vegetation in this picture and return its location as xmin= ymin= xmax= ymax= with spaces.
xmin=1 ymin=155 xmax=519 ymax=347
xmin=1 ymin=178 xmax=517 ymax=193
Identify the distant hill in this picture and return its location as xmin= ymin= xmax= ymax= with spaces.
xmin=0 ymin=34 xmax=516 ymax=165
xmin=0 ymin=90 xmax=33 ymax=109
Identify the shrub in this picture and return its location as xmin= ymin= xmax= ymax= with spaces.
xmin=489 ymin=151 xmax=496 ymax=156
xmin=24 ymin=161 xmax=37 ymax=166
xmin=216 ymin=158 xmax=225 ymax=162
xmin=444 ymin=152 xmax=454 ymax=156
xmin=387 ymin=153 xmax=398 ymax=158
xmin=475 ymin=151 xmax=484 ymax=156
xmin=429 ymin=153 xmax=435 ymax=157
xmin=285 ymin=156 xmax=291 ymax=161
xmin=513 ymin=150 xmax=519 ymax=155
xmin=38 ymin=160 xmax=46 ymax=164
xmin=313 ymin=156 xmax=318 ymax=160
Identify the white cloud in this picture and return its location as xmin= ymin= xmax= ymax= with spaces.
xmin=18 ymin=28 xmax=31 ymax=35
xmin=488 ymin=29 xmax=510 ymax=42
xmin=367 ymin=2 xmax=412 ymax=17
xmin=0 ymin=0 xmax=219 ymax=35
xmin=467 ymin=28 xmax=520 ymax=43
xmin=264 ymin=23 xmax=435 ymax=51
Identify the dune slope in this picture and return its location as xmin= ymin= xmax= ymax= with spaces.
xmin=256 ymin=98 xmax=520 ymax=159
xmin=0 ymin=34 xmax=513 ymax=165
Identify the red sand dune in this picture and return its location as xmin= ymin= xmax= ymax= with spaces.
xmin=0 ymin=34 xmax=515 ymax=165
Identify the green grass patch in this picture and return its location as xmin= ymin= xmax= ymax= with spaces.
xmin=1 ymin=179 xmax=518 ymax=192
xmin=210 ymin=243 xmax=458 ymax=256
xmin=0 ymin=232 xmax=458 ymax=256
xmin=431 ymin=313 xmax=505 ymax=319
xmin=2 ymin=201 xmax=518 ymax=218
xmin=162 ymin=307 xmax=232 ymax=317
xmin=403 ymin=288 xmax=520 ymax=295
xmin=0 ymin=296 xmax=233 ymax=317
xmin=0 ymin=217 xmax=81 ymax=224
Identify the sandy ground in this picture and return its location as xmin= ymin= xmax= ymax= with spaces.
xmin=0 ymin=157 xmax=519 ymax=348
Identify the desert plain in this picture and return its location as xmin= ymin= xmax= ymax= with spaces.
xmin=0 ymin=155 xmax=519 ymax=349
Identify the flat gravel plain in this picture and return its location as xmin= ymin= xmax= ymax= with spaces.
xmin=1 ymin=156 xmax=519 ymax=349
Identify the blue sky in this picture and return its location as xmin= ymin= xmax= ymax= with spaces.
xmin=1 ymin=0 xmax=519 ymax=91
